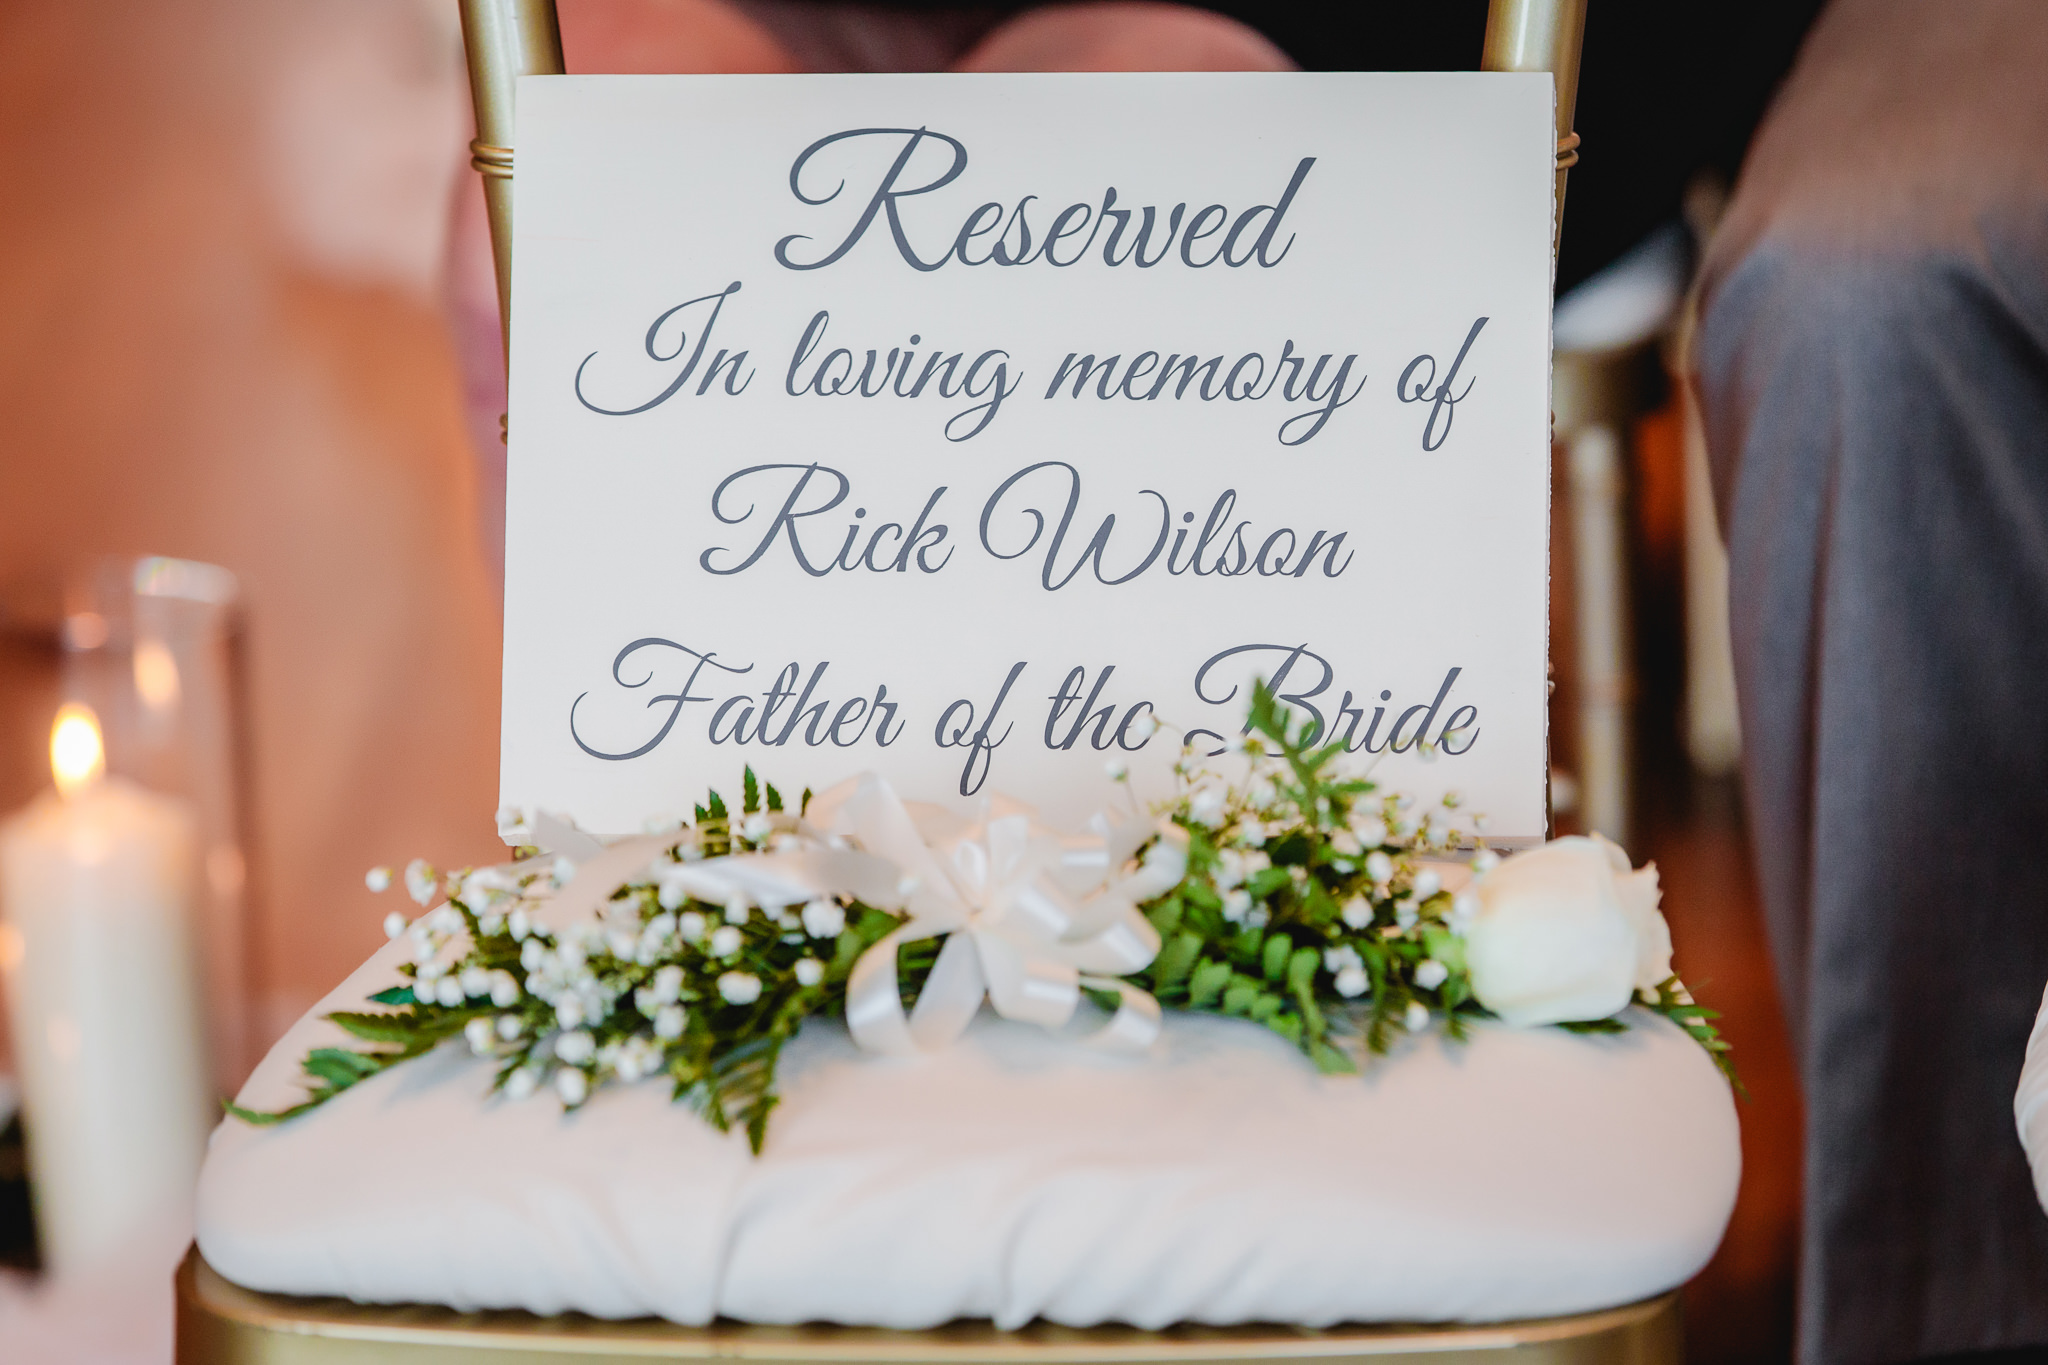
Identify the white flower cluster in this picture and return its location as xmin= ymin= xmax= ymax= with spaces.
xmin=366 ymin=824 xmax=853 ymax=1111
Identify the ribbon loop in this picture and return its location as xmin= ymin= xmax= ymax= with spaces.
xmin=505 ymin=772 xmax=1187 ymax=1059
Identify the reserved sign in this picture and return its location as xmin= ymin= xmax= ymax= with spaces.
xmin=502 ymin=72 xmax=1554 ymax=838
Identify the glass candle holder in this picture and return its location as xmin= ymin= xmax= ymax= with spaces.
xmin=0 ymin=556 xmax=252 ymax=1277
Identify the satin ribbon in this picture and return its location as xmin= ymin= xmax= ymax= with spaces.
xmin=806 ymin=775 xmax=1185 ymax=1056
xmin=497 ymin=776 xmax=1186 ymax=1055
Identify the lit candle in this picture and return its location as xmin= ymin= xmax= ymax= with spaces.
xmin=0 ymin=702 xmax=211 ymax=1276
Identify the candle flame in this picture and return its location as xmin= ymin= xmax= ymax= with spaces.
xmin=51 ymin=702 xmax=105 ymax=797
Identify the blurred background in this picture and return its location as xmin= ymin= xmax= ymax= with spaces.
xmin=0 ymin=1 xmax=1824 ymax=1360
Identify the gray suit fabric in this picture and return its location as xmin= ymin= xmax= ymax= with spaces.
xmin=1692 ymin=3 xmax=2048 ymax=1361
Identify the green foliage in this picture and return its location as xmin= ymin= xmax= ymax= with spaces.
xmin=235 ymin=716 xmax=1741 ymax=1153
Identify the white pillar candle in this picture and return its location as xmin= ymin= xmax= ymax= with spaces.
xmin=0 ymin=702 xmax=211 ymax=1277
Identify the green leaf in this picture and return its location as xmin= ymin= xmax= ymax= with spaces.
xmin=367 ymin=986 xmax=415 ymax=1006
xmin=1286 ymin=946 xmax=1319 ymax=994
xmin=1248 ymin=993 xmax=1282 ymax=1023
xmin=1556 ymin=1017 xmax=1629 ymax=1035
xmin=1311 ymin=1040 xmax=1357 ymax=1074
xmin=800 ymin=786 xmax=814 ymax=816
xmin=1222 ymin=978 xmax=1261 ymax=1016
xmin=327 ymin=1010 xmax=424 ymax=1044
xmin=1261 ymin=934 xmax=1291 ymax=982
xmin=743 ymin=768 xmax=761 ymax=815
xmin=1188 ymin=958 xmax=1232 ymax=1008
xmin=765 ymin=782 xmax=784 ymax=813
xmin=1146 ymin=895 xmax=1184 ymax=938
xmin=1153 ymin=931 xmax=1202 ymax=989
xmin=706 ymin=789 xmax=728 ymax=820
xmin=1267 ymin=1013 xmax=1303 ymax=1045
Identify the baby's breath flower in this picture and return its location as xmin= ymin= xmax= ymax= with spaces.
xmin=504 ymin=1067 xmax=540 ymax=1100
xmin=1414 ymin=959 xmax=1449 ymax=990
xmin=463 ymin=1017 xmax=496 ymax=1055
xmin=1364 ymin=850 xmax=1394 ymax=884
xmin=742 ymin=813 xmax=773 ymax=841
xmin=1222 ymin=888 xmax=1253 ymax=923
xmin=1341 ymin=895 xmax=1372 ymax=929
xmin=677 ymin=910 xmax=708 ymax=943
xmin=801 ymin=898 xmax=845 ymax=938
xmin=520 ymin=937 xmax=545 ymax=972
xmin=1471 ymin=847 xmax=1501 ymax=874
xmin=555 ymin=996 xmax=586 ymax=1029
xmin=709 ymin=925 xmax=743 ymax=958
xmin=507 ymin=907 xmax=532 ymax=940
xmin=489 ymin=970 xmax=521 ymax=1008
xmin=555 ymin=1067 xmax=589 ymax=1106
xmin=404 ymin=859 xmax=438 ymax=907
xmin=495 ymin=1013 xmax=524 ymax=1041
xmin=365 ymin=866 xmax=393 ymax=894
xmin=723 ymin=895 xmax=752 ymax=926
xmin=1128 ymin=711 xmax=1160 ymax=743
xmin=795 ymin=958 xmax=825 ymax=987
xmin=1104 ymin=757 xmax=1128 ymax=781
xmin=718 ymin=972 xmax=762 ymax=1005
xmin=434 ymin=976 xmax=464 ymax=1008
xmin=429 ymin=904 xmax=463 ymax=935
xmin=1335 ymin=966 xmax=1369 ymax=998
xmin=1411 ymin=868 xmax=1442 ymax=900
xmin=382 ymin=911 xmax=408 ymax=940
xmin=653 ymin=1004 xmax=687 ymax=1039
xmin=551 ymin=855 xmax=577 ymax=888
xmin=1449 ymin=892 xmax=1480 ymax=932
xmin=1404 ymin=1000 xmax=1431 ymax=1032
xmin=554 ymin=1030 xmax=595 ymax=1064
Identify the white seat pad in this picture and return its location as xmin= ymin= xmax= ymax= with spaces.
xmin=197 ymin=938 xmax=1739 ymax=1329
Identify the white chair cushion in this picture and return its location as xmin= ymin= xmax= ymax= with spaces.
xmin=197 ymin=938 xmax=1739 ymax=1329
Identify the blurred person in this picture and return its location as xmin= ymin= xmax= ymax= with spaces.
xmin=1691 ymin=2 xmax=2048 ymax=1362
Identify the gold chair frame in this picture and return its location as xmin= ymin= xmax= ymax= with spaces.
xmin=176 ymin=3 xmax=1605 ymax=1360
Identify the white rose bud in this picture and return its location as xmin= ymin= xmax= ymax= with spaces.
xmin=1463 ymin=835 xmax=1670 ymax=1028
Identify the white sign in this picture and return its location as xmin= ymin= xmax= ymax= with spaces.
xmin=503 ymin=72 xmax=1554 ymax=838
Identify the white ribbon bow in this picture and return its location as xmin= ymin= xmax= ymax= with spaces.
xmin=501 ymin=774 xmax=1186 ymax=1056
xmin=806 ymin=775 xmax=1185 ymax=1056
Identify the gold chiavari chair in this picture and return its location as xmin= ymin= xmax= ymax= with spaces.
xmin=176 ymin=4 xmax=1650 ymax=1362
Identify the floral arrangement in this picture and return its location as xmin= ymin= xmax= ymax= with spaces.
xmin=232 ymin=686 xmax=1734 ymax=1152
